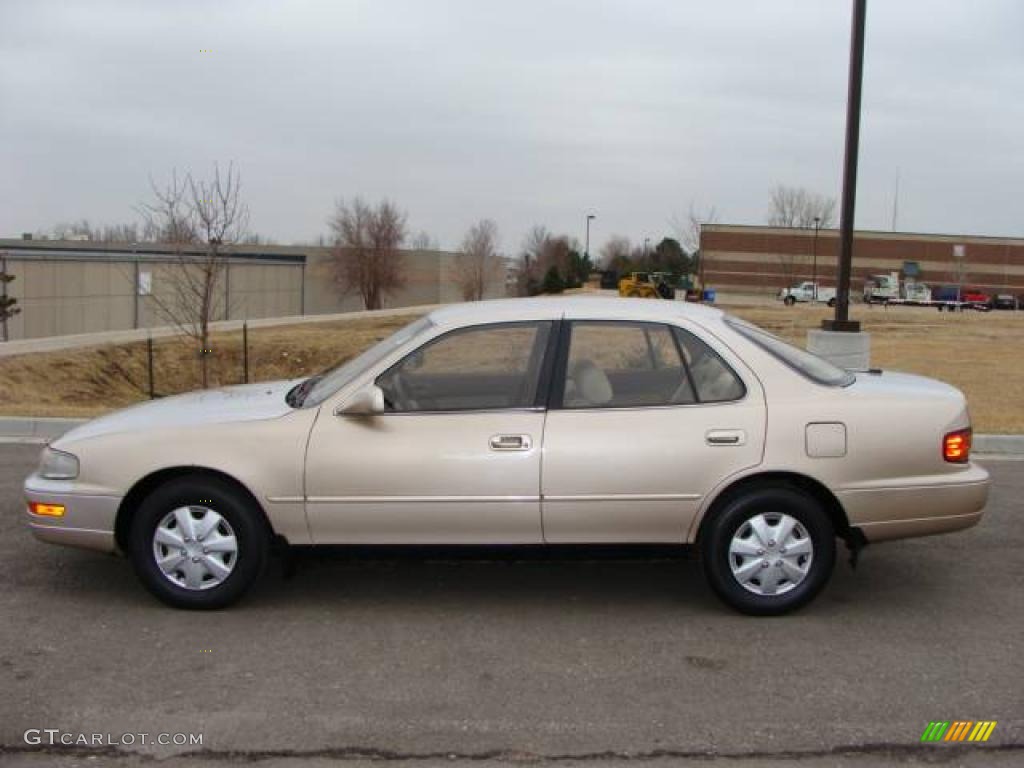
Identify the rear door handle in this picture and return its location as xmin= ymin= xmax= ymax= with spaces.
xmin=489 ymin=434 xmax=532 ymax=451
xmin=706 ymin=429 xmax=746 ymax=446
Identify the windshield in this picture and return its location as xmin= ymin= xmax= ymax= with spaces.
xmin=296 ymin=316 xmax=434 ymax=408
xmin=725 ymin=315 xmax=855 ymax=387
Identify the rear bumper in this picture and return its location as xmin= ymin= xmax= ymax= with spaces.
xmin=838 ymin=463 xmax=990 ymax=543
xmin=24 ymin=473 xmax=120 ymax=554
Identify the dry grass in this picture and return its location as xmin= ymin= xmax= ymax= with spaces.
xmin=0 ymin=315 xmax=420 ymax=419
xmin=2 ymin=301 xmax=1022 ymax=432
xmin=728 ymin=303 xmax=1024 ymax=434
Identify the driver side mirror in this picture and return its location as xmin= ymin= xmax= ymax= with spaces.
xmin=337 ymin=385 xmax=385 ymax=416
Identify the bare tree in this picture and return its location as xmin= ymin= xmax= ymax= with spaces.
xmin=410 ymin=230 xmax=438 ymax=250
xmin=50 ymin=220 xmax=144 ymax=242
xmin=101 ymin=223 xmax=143 ymax=242
xmin=51 ymin=219 xmax=97 ymax=240
xmin=671 ymin=203 xmax=719 ymax=289
xmin=514 ymin=225 xmax=548 ymax=295
xmin=452 ymin=219 xmax=502 ymax=301
xmin=138 ymin=163 xmax=249 ymax=388
xmin=328 ymin=198 xmax=408 ymax=310
xmin=767 ymin=185 xmax=836 ymax=228
xmin=515 ymin=226 xmax=580 ymax=295
xmin=766 ymin=186 xmax=835 ymax=290
xmin=599 ymin=235 xmax=632 ymax=273
xmin=240 ymin=233 xmax=277 ymax=245
xmin=0 ymin=251 xmax=20 ymax=342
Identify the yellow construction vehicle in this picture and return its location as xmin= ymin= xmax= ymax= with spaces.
xmin=618 ymin=272 xmax=676 ymax=299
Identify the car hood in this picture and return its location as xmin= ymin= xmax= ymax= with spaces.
xmin=54 ymin=379 xmax=303 ymax=445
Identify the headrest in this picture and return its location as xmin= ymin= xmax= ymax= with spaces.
xmin=571 ymin=359 xmax=613 ymax=406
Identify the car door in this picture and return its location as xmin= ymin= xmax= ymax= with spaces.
xmin=304 ymin=321 xmax=554 ymax=544
xmin=540 ymin=320 xmax=766 ymax=543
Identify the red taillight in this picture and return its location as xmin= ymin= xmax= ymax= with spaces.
xmin=943 ymin=429 xmax=971 ymax=463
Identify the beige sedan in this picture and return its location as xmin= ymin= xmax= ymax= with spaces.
xmin=24 ymin=297 xmax=989 ymax=614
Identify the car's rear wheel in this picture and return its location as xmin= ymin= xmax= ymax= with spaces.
xmin=783 ymin=295 xmax=796 ymax=306
xmin=128 ymin=476 xmax=269 ymax=609
xmin=701 ymin=487 xmax=835 ymax=615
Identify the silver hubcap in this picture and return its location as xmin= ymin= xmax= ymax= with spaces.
xmin=728 ymin=512 xmax=813 ymax=596
xmin=152 ymin=506 xmax=238 ymax=591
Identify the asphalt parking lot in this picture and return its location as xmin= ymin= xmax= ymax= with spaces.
xmin=1 ymin=444 xmax=1021 ymax=767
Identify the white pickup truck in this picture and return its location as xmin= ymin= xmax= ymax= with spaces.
xmin=778 ymin=281 xmax=837 ymax=306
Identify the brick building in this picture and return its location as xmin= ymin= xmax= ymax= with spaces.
xmin=699 ymin=224 xmax=1024 ymax=297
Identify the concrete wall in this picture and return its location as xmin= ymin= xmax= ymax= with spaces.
xmin=0 ymin=240 xmax=510 ymax=341
xmin=700 ymin=225 xmax=1024 ymax=296
xmin=1 ymin=250 xmax=303 ymax=341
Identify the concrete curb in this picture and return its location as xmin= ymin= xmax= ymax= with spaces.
xmin=0 ymin=417 xmax=86 ymax=442
xmin=1 ymin=416 xmax=1022 ymax=455
xmin=973 ymin=434 xmax=1024 ymax=455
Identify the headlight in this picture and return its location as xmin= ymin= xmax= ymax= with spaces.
xmin=38 ymin=447 xmax=79 ymax=480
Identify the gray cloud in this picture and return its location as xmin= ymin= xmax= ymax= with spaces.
xmin=1 ymin=0 xmax=1021 ymax=252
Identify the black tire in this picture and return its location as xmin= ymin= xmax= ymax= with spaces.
xmin=701 ymin=487 xmax=835 ymax=616
xmin=128 ymin=475 xmax=269 ymax=609
xmin=783 ymin=295 xmax=796 ymax=306
xmin=827 ymin=297 xmax=837 ymax=308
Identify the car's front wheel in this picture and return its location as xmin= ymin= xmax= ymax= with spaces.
xmin=701 ymin=487 xmax=835 ymax=615
xmin=128 ymin=475 xmax=269 ymax=609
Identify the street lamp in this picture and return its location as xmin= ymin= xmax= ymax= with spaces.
xmin=585 ymin=214 xmax=596 ymax=264
xmin=812 ymin=216 xmax=821 ymax=300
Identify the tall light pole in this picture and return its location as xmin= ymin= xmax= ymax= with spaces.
xmin=812 ymin=216 xmax=821 ymax=300
xmin=825 ymin=0 xmax=867 ymax=333
xmin=585 ymin=214 xmax=595 ymax=264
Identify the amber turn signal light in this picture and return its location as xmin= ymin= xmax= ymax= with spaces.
xmin=943 ymin=429 xmax=971 ymax=463
xmin=28 ymin=501 xmax=65 ymax=517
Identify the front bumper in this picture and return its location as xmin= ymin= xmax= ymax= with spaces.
xmin=24 ymin=473 xmax=121 ymax=554
xmin=837 ymin=463 xmax=990 ymax=543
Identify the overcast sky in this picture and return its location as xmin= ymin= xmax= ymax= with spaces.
xmin=1 ymin=0 xmax=1021 ymax=252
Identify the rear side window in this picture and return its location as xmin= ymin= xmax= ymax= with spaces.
xmin=725 ymin=316 xmax=855 ymax=387
xmin=558 ymin=321 xmax=744 ymax=409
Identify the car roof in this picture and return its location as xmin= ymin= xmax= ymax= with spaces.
xmin=427 ymin=295 xmax=725 ymax=328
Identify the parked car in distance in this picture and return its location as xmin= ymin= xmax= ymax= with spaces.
xmin=778 ymin=281 xmax=836 ymax=307
xmin=961 ymin=287 xmax=992 ymax=305
xmin=991 ymin=294 xmax=1018 ymax=310
xmin=932 ymin=285 xmax=993 ymax=311
xmin=24 ymin=297 xmax=989 ymax=615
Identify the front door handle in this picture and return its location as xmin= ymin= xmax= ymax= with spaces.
xmin=489 ymin=434 xmax=532 ymax=451
xmin=706 ymin=429 xmax=746 ymax=446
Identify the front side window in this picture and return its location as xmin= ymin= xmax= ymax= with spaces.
xmin=377 ymin=322 xmax=552 ymax=412
xmin=560 ymin=321 xmax=744 ymax=409
xmin=301 ymin=316 xmax=434 ymax=407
